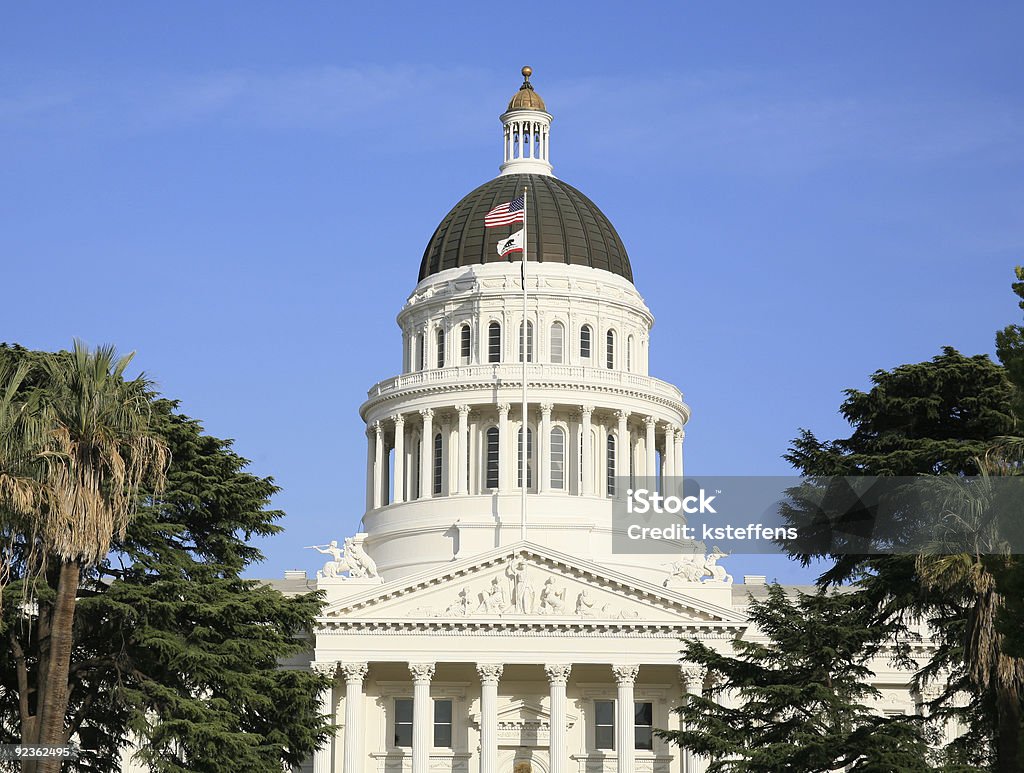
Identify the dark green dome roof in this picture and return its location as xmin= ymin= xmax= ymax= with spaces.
xmin=418 ymin=174 xmax=633 ymax=283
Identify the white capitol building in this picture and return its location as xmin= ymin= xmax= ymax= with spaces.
xmin=261 ymin=69 xmax=940 ymax=773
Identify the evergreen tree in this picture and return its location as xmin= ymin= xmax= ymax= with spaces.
xmin=0 ymin=346 xmax=332 ymax=772
xmin=783 ymin=346 xmax=1022 ymax=771
xmin=660 ymin=584 xmax=937 ymax=772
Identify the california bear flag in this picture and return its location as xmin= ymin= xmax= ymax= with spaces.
xmin=497 ymin=229 xmax=524 ymax=257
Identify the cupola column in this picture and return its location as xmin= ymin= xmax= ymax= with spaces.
xmin=663 ymin=424 xmax=676 ymax=496
xmin=456 ymin=405 xmax=470 ymax=494
xmin=616 ymin=411 xmax=631 ymax=481
xmin=392 ymin=414 xmax=405 ymax=504
xmin=676 ymin=428 xmax=685 ymax=479
xmin=497 ymin=403 xmax=511 ymax=492
xmin=644 ymin=416 xmax=657 ymax=478
xmin=419 ymin=410 xmax=434 ymax=500
xmin=372 ymin=421 xmax=384 ymax=509
xmin=364 ymin=427 xmax=374 ymax=512
xmin=539 ymin=403 xmax=553 ymax=493
xmin=499 ymin=67 xmax=554 ymax=177
xmin=581 ymin=405 xmax=594 ymax=496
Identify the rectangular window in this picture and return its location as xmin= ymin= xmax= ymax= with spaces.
xmin=580 ymin=326 xmax=592 ymax=359
xmin=550 ymin=323 xmax=564 ymax=364
xmin=460 ymin=325 xmax=471 ymax=364
xmin=394 ymin=698 xmax=413 ymax=747
xmin=550 ymin=427 xmax=565 ymax=490
xmin=595 ymin=699 xmax=615 ymax=750
xmin=488 ymin=323 xmax=501 ymax=363
xmin=635 ymin=701 xmax=654 ymax=750
xmin=433 ymin=434 xmax=443 ymax=495
xmin=486 ymin=428 xmax=499 ymax=489
xmin=434 ymin=699 xmax=453 ymax=748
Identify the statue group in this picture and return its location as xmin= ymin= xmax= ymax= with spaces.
xmin=663 ymin=546 xmax=732 ymax=585
xmin=307 ymin=536 xmax=380 ymax=580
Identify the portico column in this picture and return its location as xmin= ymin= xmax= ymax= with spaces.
xmin=409 ymin=663 xmax=435 ymax=773
xmin=680 ymin=664 xmax=707 ymax=773
xmin=456 ymin=405 xmax=470 ymax=494
xmin=311 ymin=661 xmax=337 ymax=773
xmin=675 ymin=428 xmax=685 ymax=480
xmin=372 ymin=421 xmax=384 ymax=509
xmin=545 ymin=664 xmax=572 ymax=773
xmin=498 ymin=403 xmax=511 ymax=492
xmin=419 ymin=409 xmax=434 ymax=500
xmin=364 ymin=427 xmax=374 ymax=512
xmin=644 ymin=416 xmax=656 ymax=479
xmin=341 ymin=663 xmax=368 ymax=772
xmin=616 ymin=411 xmax=630 ymax=481
xmin=539 ymin=403 xmax=553 ymax=493
xmin=613 ymin=664 xmax=639 ymax=773
xmin=476 ymin=663 xmax=503 ymax=773
xmin=581 ymin=405 xmax=594 ymax=496
xmin=392 ymin=415 xmax=405 ymax=504
xmin=663 ymin=424 xmax=676 ymax=496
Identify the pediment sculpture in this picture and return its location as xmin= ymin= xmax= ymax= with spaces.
xmin=307 ymin=534 xmax=380 ymax=580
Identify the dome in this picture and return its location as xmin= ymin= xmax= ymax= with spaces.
xmin=418 ymin=174 xmax=633 ymax=283
xmin=506 ymin=65 xmax=547 ymax=112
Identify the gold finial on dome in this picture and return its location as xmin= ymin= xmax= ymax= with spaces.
xmin=507 ymin=65 xmax=546 ymax=112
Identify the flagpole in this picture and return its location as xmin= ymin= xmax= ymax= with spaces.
xmin=520 ymin=185 xmax=528 ymax=542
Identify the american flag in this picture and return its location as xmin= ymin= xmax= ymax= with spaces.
xmin=483 ymin=196 xmax=525 ymax=228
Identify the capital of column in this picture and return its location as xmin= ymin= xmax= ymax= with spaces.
xmin=612 ymin=664 xmax=639 ymax=686
xmin=476 ymin=663 xmax=504 ymax=685
xmin=615 ymin=410 xmax=631 ymax=421
xmin=544 ymin=664 xmax=572 ymax=684
xmin=643 ymin=415 xmax=657 ymax=429
xmin=341 ymin=662 xmax=369 ymax=684
xmin=392 ymin=413 xmax=405 ymax=429
xmin=678 ymin=428 xmax=686 ymax=442
xmin=311 ymin=661 xmax=338 ymax=679
xmin=679 ymin=664 xmax=705 ymax=689
xmin=457 ymin=404 xmax=471 ymax=418
xmin=373 ymin=420 xmax=383 ymax=437
xmin=498 ymin=403 xmax=511 ymax=417
xmin=580 ymin=404 xmax=594 ymax=419
xmin=540 ymin=403 xmax=553 ymax=418
xmin=409 ymin=662 xmax=436 ymax=684
xmin=419 ymin=408 xmax=434 ymax=421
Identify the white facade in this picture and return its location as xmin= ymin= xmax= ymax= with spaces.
xmin=297 ymin=70 xmax=938 ymax=773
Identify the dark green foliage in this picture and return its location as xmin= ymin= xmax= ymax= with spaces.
xmin=786 ymin=347 xmax=1014 ymax=479
xmin=660 ymin=585 xmax=939 ymax=772
xmin=0 ymin=346 xmax=332 ymax=772
xmin=782 ymin=342 xmax=1021 ymax=770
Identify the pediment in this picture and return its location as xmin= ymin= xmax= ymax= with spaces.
xmin=320 ymin=542 xmax=744 ymax=627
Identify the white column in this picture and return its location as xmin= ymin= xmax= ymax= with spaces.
xmin=616 ymin=411 xmax=630 ymax=481
xmin=539 ymin=403 xmax=553 ymax=493
xmin=581 ymin=405 xmax=593 ymax=496
xmin=477 ymin=663 xmax=503 ymax=773
xmin=545 ymin=664 xmax=572 ymax=773
xmin=456 ymin=405 xmax=470 ymax=494
xmin=372 ymin=421 xmax=384 ymax=509
xmin=392 ymin=415 xmax=405 ymax=504
xmin=663 ymin=424 xmax=676 ymax=496
xmin=676 ymin=428 xmax=685 ymax=479
xmin=680 ymin=665 xmax=706 ymax=773
xmin=364 ymin=428 xmax=374 ymax=512
xmin=613 ymin=664 xmax=639 ymax=773
xmin=312 ymin=662 xmax=337 ymax=773
xmin=419 ymin=409 xmax=434 ymax=500
xmin=341 ymin=663 xmax=368 ymax=773
xmin=644 ymin=416 xmax=656 ymax=479
xmin=409 ymin=663 xmax=435 ymax=773
xmin=498 ymin=403 xmax=511 ymax=492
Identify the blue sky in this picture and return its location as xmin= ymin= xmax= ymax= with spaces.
xmin=2 ymin=3 xmax=1022 ymax=584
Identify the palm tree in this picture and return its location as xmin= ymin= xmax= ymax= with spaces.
xmin=915 ymin=465 xmax=1024 ymax=772
xmin=0 ymin=357 xmax=37 ymax=603
xmin=24 ymin=341 xmax=168 ymax=771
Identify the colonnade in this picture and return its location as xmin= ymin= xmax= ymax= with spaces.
xmin=364 ymin=404 xmax=685 ymax=509
xmin=310 ymin=661 xmax=708 ymax=773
